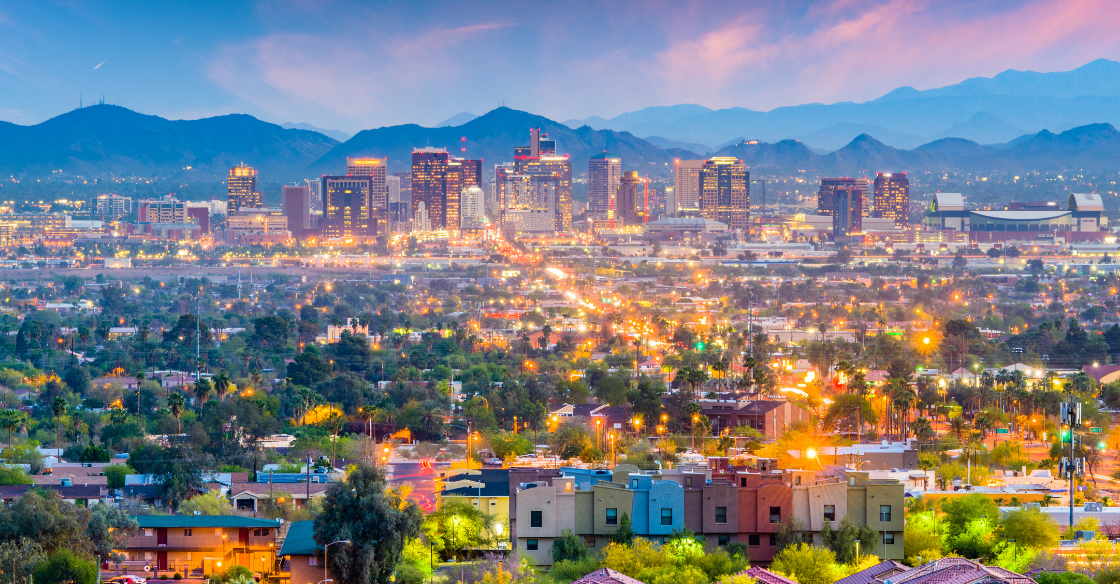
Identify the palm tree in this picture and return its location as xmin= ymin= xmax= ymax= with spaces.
xmin=0 ymin=409 xmax=25 ymax=455
xmin=418 ymin=400 xmax=445 ymax=434
xmin=167 ymin=392 xmax=187 ymax=434
xmin=214 ymin=372 xmax=232 ymax=401
xmin=949 ymin=415 xmax=968 ymax=443
xmin=51 ymin=396 xmax=67 ymax=449
xmin=194 ymin=378 xmax=213 ymax=405
xmin=911 ymin=418 xmax=934 ymax=446
xmin=540 ymin=324 xmax=553 ymax=352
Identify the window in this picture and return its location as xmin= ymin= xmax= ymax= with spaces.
xmin=794 ymin=476 xmax=801 ymax=486
xmin=802 ymin=533 xmax=813 ymax=544
xmin=585 ymin=536 xmax=596 ymax=546
xmin=606 ymin=508 xmax=618 ymax=525
xmin=748 ymin=534 xmax=760 ymax=547
xmin=531 ymin=511 xmax=543 ymax=528
xmin=884 ymin=533 xmax=895 ymax=545
xmin=769 ymin=534 xmax=777 ymax=546
xmin=685 ymin=477 xmax=693 ymax=487
xmin=715 ymin=507 xmax=727 ymax=524
xmin=526 ymin=539 xmax=538 ymax=551
xmin=253 ymin=529 xmax=270 ymax=537
xmin=718 ymin=535 xmax=730 ymax=546
xmin=143 ymin=529 xmax=154 ymax=537
xmin=741 ymin=477 xmax=747 ymax=487
xmin=824 ymin=505 xmax=836 ymax=522
xmin=661 ymin=508 xmax=673 ymax=525
xmin=769 ymin=507 xmax=781 ymax=523
xmin=631 ymin=479 xmax=638 ymax=489
xmin=880 ymin=505 xmax=892 ymax=522
xmin=308 ymin=557 xmax=318 ymax=567
xmin=183 ymin=529 xmax=193 ymax=537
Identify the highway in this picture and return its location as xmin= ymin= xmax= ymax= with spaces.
xmin=387 ymin=460 xmax=447 ymax=513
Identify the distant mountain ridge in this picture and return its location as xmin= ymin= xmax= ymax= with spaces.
xmin=0 ymin=105 xmax=338 ymax=180
xmin=575 ymin=59 xmax=1120 ymax=150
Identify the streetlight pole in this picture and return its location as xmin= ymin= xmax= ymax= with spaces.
xmin=324 ymin=540 xmax=351 ymax=584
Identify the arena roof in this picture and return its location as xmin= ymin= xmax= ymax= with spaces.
xmin=970 ymin=210 xmax=1070 ymax=221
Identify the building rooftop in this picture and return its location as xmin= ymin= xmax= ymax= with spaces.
xmin=132 ymin=515 xmax=281 ymax=529
xmin=971 ymin=210 xmax=1070 ymax=220
xmin=278 ymin=520 xmax=319 ymax=557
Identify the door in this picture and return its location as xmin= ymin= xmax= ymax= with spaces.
xmin=239 ymin=528 xmax=249 ymax=546
xmin=156 ymin=552 xmax=167 ymax=572
xmin=157 ymin=528 xmax=167 ymax=546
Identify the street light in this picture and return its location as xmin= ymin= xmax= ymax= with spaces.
xmin=325 ymin=540 xmax=351 ymax=584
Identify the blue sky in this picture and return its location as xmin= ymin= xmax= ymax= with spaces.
xmin=2 ymin=0 xmax=1119 ymax=133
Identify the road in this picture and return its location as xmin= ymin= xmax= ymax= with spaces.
xmin=387 ymin=460 xmax=447 ymax=513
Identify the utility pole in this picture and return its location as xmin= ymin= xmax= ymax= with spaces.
xmin=196 ymin=294 xmax=201 ymax=381
xmin=1060 ymin=398 xmax=1084 ymax=532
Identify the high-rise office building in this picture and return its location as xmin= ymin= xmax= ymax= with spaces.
xmin=873 ymin=172 xmax=910 ymax=227
xmin=411 ymin=148 xmax=450 ymax=231
xmin=444 ymin=158 xmax=482 ymax=233
xmin=138 ymin=197 xmax=187 ymax=223
xmin=346 ymin=158 xmax=388 ymax=211
xmin=833 ymin=187 xmax=862 ymax=237
xmin=699 ymin=157 xmax=749 ymax=233
xmin=510 ymin=129 xmax=572 ymax=233
xmin=282 ymin=185 xmax=312 ymax=239
xmin=818 ymin=178 xmax=872 ymax=217
xmin=460 ymin=186 xmax=487 ymax=233
xmin=93 ymin=194 xmax=132 ymax=218
xmin=227 ymin=164 xmax=262 ymax=211
xmin=588 ymin=152 xmax=621 ymax=220
xmin=617 ymin=171 xmax=647 ymax=225
xmin=321 ymin=176 xmax=373 ymax=240
xmin=673 ymin=160 xmax=705 ymax=215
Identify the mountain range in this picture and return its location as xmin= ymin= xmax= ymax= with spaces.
xmin=564 ymin=59 xmax=1120 ymax=150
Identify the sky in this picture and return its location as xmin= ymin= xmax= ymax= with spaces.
xmin=2 ymin=0 xmax=1120 ymax=134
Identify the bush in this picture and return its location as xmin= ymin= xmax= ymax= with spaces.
xmin=31 ymin=551 xmax=97 ymax=584
xmin=395 ymin=561 xmax=427 ymax=584
xmin=549 ymin=557 xmax=601 ymax=584
xmin=212 ymin=565 xmax=255 ymax=584
xmin=173 ymin=574 xmax=183 ymax=580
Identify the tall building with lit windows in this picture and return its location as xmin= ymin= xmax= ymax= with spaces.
xmin=588 ymin=152 xmax=621 ymax=220
xmin=617 ymin=171 xmax=647 ymax=225
xmin=699 ymin=157 xmax=749 ymax=233
xmin=321 ymin=176 xmax=373 ymax=240
xmin=411 ymin=148 xmax=450 ymax=230
xmin=873 ymin=172 xmax=910 ymax=227
xmin=506 ymin=129 xmax=572 ymax=233
xmin=227 ymin=164 xmax=262 ymax=211
xmin=818 ymin=178 xmax=870 ymax=217
xmin=673 ymin=160 xmax=705 ymax=214
xmin=346 ymin=158 xmax=388 ymax=211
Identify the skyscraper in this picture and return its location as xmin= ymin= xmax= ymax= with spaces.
xmin=227 ymin=164 xmax=261 ymax=211
xmin=818 ymin=178 xmax=871 ymax=218
xmin=346 ymin=158 xmax=388 ymax=210
xmin=282 ymin=185 xmax=311 ymax=239
xmin=411 ymin=147 xmax=450 ymax=231
xmin=460 ymin=186 xmax=487 ymax=233
xmin=873 ymin=172 xmax=910 ymax=227
xmin=321 ymin=176 xmax=373 ymax=240
xmin=617 ymin=171 xmax=647 ymax=225
xmin=512 ymin=129 xmax=572 ymax=233
xmin=588 ymin=152 xmax=621 ymax=220
xmin=699 ymin=157 xmax=749 ymax=233
xmin=673 ymin=160 xmax=705 ymax=214
xmin=832 ymin=187 xmax=862 ymax=237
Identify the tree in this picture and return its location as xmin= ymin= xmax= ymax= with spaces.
xmin=31 ymin=550 xmax=97 ymax=584
xmin=214 ymin=372 xmax=233 ymax=401
xmin=999 ymin=506 xmax=1059 ymax=549
xmin=551 ymin=529 xmax=588 ymax=563
xmin=288 ymin=350 xmax=332 ymax=387
xmin=770 ymin=544 xmax=841 ymax=584
xmin=941 ymin=493 xmax=999 ymax=539
xmin=104 ymin=464 xmax=130 ymax=490
xmin=167 ymin=392 xmax=187 ymax=434
xmin=314 ymin=464 xmax=422 ymax=584
xmin=178 ymin=490 xmax=234 ymax=516
xmin=0 ymin=408 xmax=26 ymax=453
xmin=86 ymin=503 xmax=139 ymax=562
xmin=127 ymin=444 xmax=204 ymax=511
xmin=251 ymin=315 xmax=290 ymax=349
xmin=593 ymin=376 xmax=629 ymax=406
xmin=51 ymin=396 xmax=67 ymax=448
xmin=193 ymin=377 xmax=214 ymax=404
xmin=608 ymin=512 xmax=635 ymax=545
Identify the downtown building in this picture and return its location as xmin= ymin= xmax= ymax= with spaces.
xmin=227 ymin=164 xmax=262 ymax=211
xmin=588 ymin=152 xmax=621 ymax=221
xmin=498 ymin=129 xmax=573 ymax=236
xmin=410 ymin=148 xmax=482 ymax=233
xmin=699 ymin=157 xmax=749 ymax=235
xmin=925 ymin=192 xmax=1107 ymax=243
xmin=673 ymin=159 xmax=706 ymax=216
xmin=873 ymin=173 xmax=910 ymax=227
xmin=817 ymin=178 xmax=871 ymax=218
xmin=616 ymin=171 xmax=649 ymax=226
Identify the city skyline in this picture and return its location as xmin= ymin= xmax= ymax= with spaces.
xmin=2 ymin=1 xmax=1120 ymax=134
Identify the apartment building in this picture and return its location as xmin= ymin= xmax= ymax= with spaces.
xmin=118 ymin=516 xmax=280 ymax=577
xmin=509 ymin=463 xmax=905 ymax=565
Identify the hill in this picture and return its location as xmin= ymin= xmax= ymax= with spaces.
xmin=0 ymin=105 xmax=339 ymax=180
xmin=312 ymin=107 xmax=698 ymax=176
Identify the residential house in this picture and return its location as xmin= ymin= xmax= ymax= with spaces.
xmin=118 ymin=516 xmax=281 ymax=577
xmin=279 ymin=520 xmax=333 ymax=584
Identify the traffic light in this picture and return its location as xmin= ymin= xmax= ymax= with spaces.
xmin=695 ymin=342 xmax=705 ymax=350
xmin=1100 ymin=441 xmax=1107 ymax=450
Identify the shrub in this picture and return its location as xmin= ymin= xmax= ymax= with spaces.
xmin=173 ymin=574 xmax=183 ymax=580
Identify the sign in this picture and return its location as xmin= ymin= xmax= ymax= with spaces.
xmin=1091 ymin=427 xmax=1103 ymax=433
xmin=996 ymin=428 xmax=1010 ymax=434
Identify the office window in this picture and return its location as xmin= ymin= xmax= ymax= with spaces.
xmin=748 ymin=534 xmax=760 ymax=547
xmin=686 ymin=477 xmax=693 ymax=487
xmin=880 ymin=505 xmax=892 ymax=522
xmin=824 ymin=505 xmax=836 ymax=522
xmin=661 ymin=508 xmax=673 ymax=525
xmin=527 ymin=539 xmax=538 ymax=551
xmin=769 ymin=507 xmax=781 ymax=523
xmin=585 ymin=536 xmax=596 ymax=546
xmin=308 ymin=557 xmax=318 ymax=567
xmin=769 ymin=534 xmax=778 ymax=546
xmin=884 ymin=533 xmax=895 ymax=545
xmin=715 ymin=507 xmax=727 ymax=524
xmin=531 ymin=511 xmax=543 ymax=528
xmin=183 ymin=529 xmax=192 ymax=537
xmin=606 ymin=508 xmax=618 ymax=525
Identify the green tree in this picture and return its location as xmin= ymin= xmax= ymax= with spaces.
xmin=770 ymin=544 xmax=841 ymax=584
xmin=422 ymin=499 xmax=498 ymax=560
xmin=998 ymin=506 xmax=1060 ymax=550
xmin=178 ymin=491 xmax=235 ymax=516
xmin=940 ymin=493 xmax=999 ymax=539
xmin=314 ymin=464 xmax=423 ymax=584
xmin=104 ymin=464 xmax=130 ymax=490
xmin=86 ymin=503 xmax=139 ymax=562
xmin=167 ymin=392 xmax=187 ymax=434
xmin=0 ymin=408 xmax=26 ymax=453
xmin=31 ymin=550 xmax=97 ymax=584
xmin=127 ymin=444 xmax=204 ymax=511
xmin=0 ymin=466 xmax=32 ymax=485
xmin=551 ymin=529 xmax=588 ymax=563
xmin=608 ymin=512 xmax=635 ymax=545
xmin=593 ymin=376 xmax=629 ymax=406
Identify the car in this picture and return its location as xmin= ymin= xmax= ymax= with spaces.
xmin=106 ymin=576 xmax=146 ymax=584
